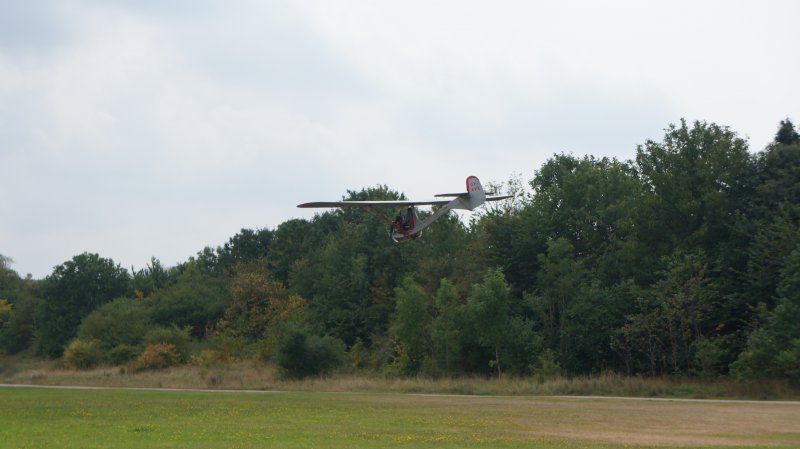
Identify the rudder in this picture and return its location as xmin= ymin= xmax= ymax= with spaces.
xmin=465 ymin=176 xmax=486 ymax=210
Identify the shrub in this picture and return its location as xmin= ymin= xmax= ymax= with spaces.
xmin=132 ymin=343 xmax=180 ymax=371
xmin=205 ymin=333 xmax=247 ymax=361
xmin=533 ymin=349 xmax=561 ymax=382
xmin=192 ymin=349 xmax=232 ymax=367
xmin=108 ymin=344 xmax=140 ymax=365
xmin=143 ymin=266 xmax=228 ymax=338
xmin=692 ymin=337 xmax=725 ymax=378
xmin=0 ymin=299 xmax=11 ymax=327
xmin=143 ymin=326 xmax=192 ymax=362
xmin=276 ymin=328 xmax=345 ymax=379
xmin=77 ymin=297 xmax=151 ymax=351
xmin=62 ymin=339 xmax=103 ymax=370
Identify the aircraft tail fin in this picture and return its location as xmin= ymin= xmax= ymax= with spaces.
xmin=466 ymin=176 xmax=486 ymax=210
xmin=433 ymin=176 xmax=493 ymax=210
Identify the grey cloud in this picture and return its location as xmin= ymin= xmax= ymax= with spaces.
xmin=401 ymin=81 xmax=676 ymax=162
xmin=0 ymin=1 xmax=74 ymax=57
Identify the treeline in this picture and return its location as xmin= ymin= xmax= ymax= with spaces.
xmin=1 ymin=119 xmax=799 ymax=381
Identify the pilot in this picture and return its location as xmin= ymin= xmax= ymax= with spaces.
xmin=393 ymin=212 xmax=404 ymax=231
xmin=402 ymin=207 xmax=413 ymax=230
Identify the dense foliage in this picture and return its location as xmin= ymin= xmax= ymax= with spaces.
xmin=1 ymin=118 xmax=799 ymax=382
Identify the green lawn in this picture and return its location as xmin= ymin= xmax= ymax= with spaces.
xmin=1 ymin=386 xmax=798 ymax=448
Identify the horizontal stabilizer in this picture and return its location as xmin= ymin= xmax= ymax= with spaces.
xmin=298 ymin=199 xmax=452 ymax=208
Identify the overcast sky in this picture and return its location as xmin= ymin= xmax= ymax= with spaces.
xmin=2 ymin=1 xmax=798 ymax=278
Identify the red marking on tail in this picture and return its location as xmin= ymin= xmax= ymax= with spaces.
xmin=466 ymin=176 xmax=481 ymax=193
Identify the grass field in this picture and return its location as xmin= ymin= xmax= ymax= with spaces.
xmin=2 ymin=386 xmax=799 ymax=449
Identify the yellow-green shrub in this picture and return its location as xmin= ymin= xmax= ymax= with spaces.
xmin=62 ymin=339 xmax=103 ymax=370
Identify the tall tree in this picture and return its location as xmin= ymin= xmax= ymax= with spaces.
xmin=613 ymin=252 xmax=713 ymax=375
xmin=130 ymin=257 xmax=175 ymax=298
xmin=430 ymin=278 xmax=463 ymax=373
xmin=466 ymin=269 xmax=513 ymax=376
xmin=36 ymin=253 xmax=129 ymax=357
xmin=302 ymin=185 xmax=417 ymax=346
xmin=733 ymin=246 xmax=800 ymax=380
xmin=775 ymin=118 xmax=800 ymax=145
xmin=753 ymin=141 xmax=800 ymax=214
xmin=216 ymin=228 xmax=274 ymax=273
xmin=531 ymin=238 xmax=586 ymax=371
xmin=221 ymin=267 xmax=307 ymax=348
xmin=143 ymin=264 xmax=228 ymax=338
xmin=390 ymin=276 xmax=432 ymax=374
xmin=636 ymin=120 xmax=751 ymax=251
xmin=491 ymin=155 xmax=650 ymax=296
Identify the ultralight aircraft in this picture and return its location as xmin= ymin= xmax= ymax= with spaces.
xmin=298 ymin=176 xmax=511 ymax=242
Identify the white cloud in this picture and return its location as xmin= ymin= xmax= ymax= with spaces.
xmin=1 ymin=0 xmax=799 ymax=277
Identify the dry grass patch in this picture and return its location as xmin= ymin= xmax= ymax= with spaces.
xmin=3 ymin=355 xmax=799 ymax=401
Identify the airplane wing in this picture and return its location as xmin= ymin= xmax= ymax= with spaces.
xmin=434 ymin=192 xmax=506 ymax=198
xmin=297 ymin=199 xmax=453 ymax=208
xmin=433 ymin=192 xmax=468 ymax=198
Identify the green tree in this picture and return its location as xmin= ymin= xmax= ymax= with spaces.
xmin=390 ymin=276 xmax=432 ymax=374
xmin=217 ymin=228 xmax=274 ymax=272
xmin=430 ymin=278 xmax=463 ymax=373
xmin=36 ymin=253 xmax=130 ymax=357
xmin=753 ymin=143 xmax=800 ymax=215
xmin=305 ymin=203 xmax=414 ymax=347
xmin=0 ymin=294 xmax=38 ymax=354
xmin=613 ymin=252 xmax=713 ymax=375
xmin=0 ymin=254 xmax=40 ymax=354
xmin=143 ymin=265 xmax=228 ymax=338
xmin=130 ymin=258 xmax=175 ymax=298
xmin=531 ymin=238 xmax=585 ymax=369
xmin=743 ymin=207 xmax=800 ymax=311
xmin=488 ymin=156 xmax=650 ymax=296
xmin=415 ymin=213 xmax=470 ymax=291
xmin=277 ymin=217 xmax=340 ymax=290
xmin=636 ymin=120 xmax=751 ymax=252
xmin=0 ymin=254 xmax=20 ymax=298
xmin=733 ymin=246 xmax=800 ymax=381
xmin=531 ymin=155 xmax=645 ymax=270
xmin=559 ymin=280 xmax=640 ymax=374
xmin=775 ymin=118 xmax=800 ymax=145
xmin=466 ymin=269 xmax=513 ymax=376
xmin=308 ymin=235 xmax=374 ymax=346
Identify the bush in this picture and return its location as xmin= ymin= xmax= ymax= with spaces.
xmin=62 ymin=339 xmax=103 ymax=370
xmin=205 ymin=333 xmax=247 ymax=361
xmin=533 ymin=349 xmax=561 ymax=382
xmin=108 ymin=344 xmax=140 ymax=365
xmin=276 ymin=328 xmax=345 ymax=379
xmin=143 ymin=326 xmax=192 ymax=362
xmin=143 ymin=267 xmax=228 ymax=338
xmin=692 ymin=337 xmax=725 ymax=378
xmin=77 ymin=297 xmax=151 ymax=351
xmin=132 ymin=343 xmax=180 ymax=371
